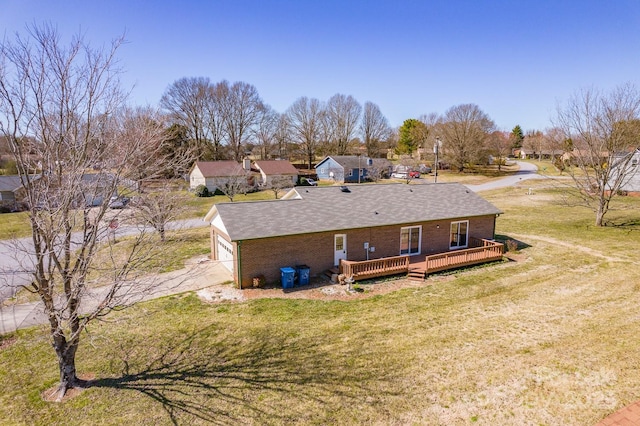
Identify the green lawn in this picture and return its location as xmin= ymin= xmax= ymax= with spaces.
xmin=2 ymin=187 xmax=640 ymax=424
xmin=182 ymin=190 xmax=288 ymax=218
xmin=0 ymin=211 xmax=31 ymax=239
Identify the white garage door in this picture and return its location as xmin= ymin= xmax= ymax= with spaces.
xmin=217 ymin=235 xmax=234 ymax=272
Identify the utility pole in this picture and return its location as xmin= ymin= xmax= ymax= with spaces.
xmin=434 ymin=137 xmax=442 ymax=183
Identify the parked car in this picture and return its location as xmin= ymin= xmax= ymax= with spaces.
xmin=304 ymin=178 xmax=318 ymax=186
xmin=391 ymin=171 xmax=408 ymax=179
xmin=409 ymin=170 xmax=421 ymax=178
xmin=418 ymin=164 xmax=432 ymax=174
xmin=108 ymin=196 xmax=130 ymax=209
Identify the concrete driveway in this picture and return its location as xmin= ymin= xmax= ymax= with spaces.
xmin=0 ymin=258 xmax=232 ymax=334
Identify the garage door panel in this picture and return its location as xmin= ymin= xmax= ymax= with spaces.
xmin=216 ymin=235 xmax=234 ymax=272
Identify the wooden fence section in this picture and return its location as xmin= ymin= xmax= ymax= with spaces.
xmin=339 ymin=239 xmax=504 ymax=281
xmin=340 ymin=255 xmax=410 ymax=281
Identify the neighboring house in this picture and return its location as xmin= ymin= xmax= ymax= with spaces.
xmin=205 ymin=183 xmax=502 ymax=288
xmin=519 ymin=148 xmax=561 ymax=160
xmin=561 ymin=149 xmax=608 ymax=166
xmin=610 ymin=149 xmax=640 ymax=195
xmin=315 ymin=155 xmax=376 ymax=183
xmin=371 ymin=158 xmax=393 ymax=179
xmin=189 ymin=161 xmax=254 ymax=193
xmin=0 ymin=175 xmax=27 ymax=208
xmin=80 ymin=173 xmax=117 ymax=206
xmin=253 ymin=160 xmax=299 ymax=187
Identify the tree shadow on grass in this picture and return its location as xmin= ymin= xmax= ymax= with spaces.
xmin=90 ymin=323 xmax=397 ymax=425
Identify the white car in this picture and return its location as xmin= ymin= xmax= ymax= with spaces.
xmin=305 ymin=178 xmax=318 ymax=186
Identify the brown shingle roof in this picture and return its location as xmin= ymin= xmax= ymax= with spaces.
xmin=194 ymin=161 xmax=243 ymax=177
xmin=254 ymin=160 xmax=298 ymax=175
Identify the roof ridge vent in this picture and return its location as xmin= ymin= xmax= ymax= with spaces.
xmin=340 ymin=186 xmax=351 ymax=193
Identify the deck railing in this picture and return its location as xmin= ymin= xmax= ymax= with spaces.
xmin=340 ymin=255 xmax=410 ymax=281
xmin=339 ymin=238 xmax=504 ymax=281
xmin=424 ymin=239 xmax=504 ymax=274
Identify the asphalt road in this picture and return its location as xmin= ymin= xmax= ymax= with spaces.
xmin=464 ymin=161 xmax=543 ymax=192
xmin=0 ymin=217 xmax=208 ymax=303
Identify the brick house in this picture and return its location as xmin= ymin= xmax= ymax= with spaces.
xmin=204 ymin=183 xmax=502 ymax=289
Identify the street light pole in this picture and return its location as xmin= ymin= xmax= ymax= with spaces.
xmin=434 ymin=137 xmax=442 ymax=183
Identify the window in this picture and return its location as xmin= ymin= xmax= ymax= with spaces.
xmin=450 ymin=221 xmax=468 ymax=249
xmin=400 ymin=226 xmax=421 ymax=255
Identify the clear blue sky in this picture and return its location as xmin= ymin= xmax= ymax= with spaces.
xmin=2 ymin=0 xmax=640 ymax=132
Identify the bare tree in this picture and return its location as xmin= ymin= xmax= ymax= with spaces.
xmin=555 ymin=84 xmax=640 ymax=226
xmin=544 ymin=127 xmax=567 ymax=172
xmin=440 ymin=104 xmax=495 ymax=172
xmin=274 ymin=114 xmax=291 ymax=159
xmin=131 ymin=184 xmax=190 ymax=242
xmin=522 ymin=130 xmax=545 ymax=160
xmin=325 ymin=94 xmax=362 ymax=155
xmin=418 ymin=112 xmax=442 ymax=162
xmin=160 ymin=77 xmax=214 ymax=155
xmin=267 ymin=175 xmax=294 ymax=199
xmin=486 ymin=131 xmax=511 ymax=171
xmin=253 ymin=106 xmax=280 ymax=159
xmin=286 ymin=97 xmax=324 ymax=169
xmin=360 ymin=101 xmax=390 ymax=157
xmin=216 ymin=164 xmax=250 ymax=202
xmin=0 ymin=25 xmax=183 ymax=399
xmin=218 ymin=81 xmax=264 ymax=162
xmin=202 ymin=81 xmax=228 ymax=160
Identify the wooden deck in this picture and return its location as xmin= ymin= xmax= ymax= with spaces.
xmin=340 ymin=238 xmax=504 ymax=281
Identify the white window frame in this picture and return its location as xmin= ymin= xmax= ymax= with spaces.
xmin=400 ymin=225 xmax=422 ymax=256
xmin=450 ymin=220 xmax=469 ymax=249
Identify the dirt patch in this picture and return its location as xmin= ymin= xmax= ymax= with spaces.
xmin=42 ymin=373 xmax=96 ymax=402
xmin=197 ymin=274 xmax=458 ymax=304
xmin=0 ymin=335 xmax=17 ymax=350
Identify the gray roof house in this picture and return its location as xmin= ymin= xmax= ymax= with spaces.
xmin=0 ymin=175 xmax=26 ymax=205
xmin=315 ymin=155 xmax=384 ymax=183
xmin=205 ymin=183 xmax=503 ymax=288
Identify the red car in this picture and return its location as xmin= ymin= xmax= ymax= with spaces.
xmin=409 ymin=170 xmax=421 ymax=178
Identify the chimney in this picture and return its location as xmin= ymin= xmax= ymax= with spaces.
xmin=243 ymin=158 xmax=251 ymax=170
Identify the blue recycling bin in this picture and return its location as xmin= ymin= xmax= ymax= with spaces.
xmin=296 ymin=265 xmax=310 ymax=286
xmin=280 ymin=267 xmax=296 ymax=289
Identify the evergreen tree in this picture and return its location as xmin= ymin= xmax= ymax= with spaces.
xmin=511 ymin=125 xmax=524 ymax=148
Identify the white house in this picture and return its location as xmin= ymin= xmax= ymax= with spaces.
xmin=189 ymin=161 xmax=250 ymax=193
xmin=253 ymin=160 xmax=298 ymax=187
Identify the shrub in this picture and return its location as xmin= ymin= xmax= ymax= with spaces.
xmin=194 ymin=184 xmax=209 ymax=197
xmin=505 ymin=239 xmax=519 ymax=252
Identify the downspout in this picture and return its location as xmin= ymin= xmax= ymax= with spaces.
xmin=236 ymin=240 xmax=242 ymax=289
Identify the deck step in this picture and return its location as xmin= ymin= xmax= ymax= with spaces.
xmin=324 ymin=268 xmax=339 ymax=279
xmin=407 ymin=269 xmax=426 ymax=281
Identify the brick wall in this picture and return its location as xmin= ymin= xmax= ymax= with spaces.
xmin=218 ymin=214 xmax=496 ymax=289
